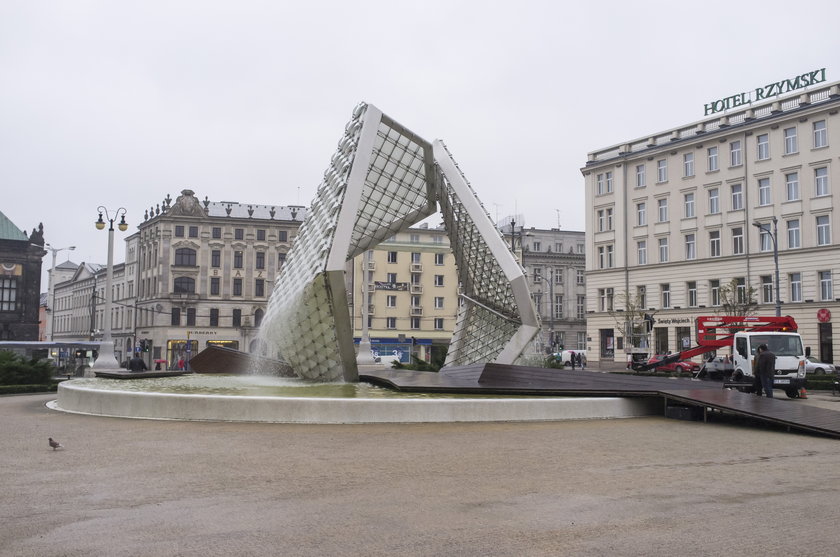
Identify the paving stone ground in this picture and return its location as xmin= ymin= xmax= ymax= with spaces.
xmin=2 ymin=392 xmax=840 ymax=556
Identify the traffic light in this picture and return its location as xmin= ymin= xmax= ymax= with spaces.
xmin=140 ymin=339 xmax=150 ymax=352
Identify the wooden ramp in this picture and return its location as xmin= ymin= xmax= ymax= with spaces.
xmin=361 ymin=363 xmax=840 ymax=439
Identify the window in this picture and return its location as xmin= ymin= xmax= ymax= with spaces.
xmin=817 ymin=215 xmax=831 ymax=245
xmin=210 ymin=308 xmax=219 ymax=327
xmin=758 ymin=177 xmax=771 ymax=206
xmin=554 ymin=269 xmax=563 ymax=284
xmin=598 ymin=288 xmax=614 ymax=312
xmin=636 ymin=202 xmax=647 ymax=226
xmin=233 ymin=278 xmax=243 ymax=296
xmin=576 ymin=269 xmax=584 ymax=285
xmin=820 ymin=271 xmax=833 ymax=301
xmin=658 ymin=237 xmax=669 ymax=262
xmin=687 ymin=281 xmax=697 ymax=307
xmin=730 ymin=140 xmax=742 ymax=167
xmin=637 ymin=285 xmax=646 ymax=309
xmin=534 ymin=267 xmax=543 ymax=282
xmin=657 ymin=198 xmax=668 ymax=222
xmin=532 ymin=241 xmax=542 ymax=252
xmin=708 ymin=188 xmax=720 ymax=214
xmin=814 ymin=120 xmax=827 ymax=148
xmin=637 ymin=240 xmax=647 ymax=265
xmin=683 ymin=193 xmax=694 ymax=218
xmin=577 ymin=295 xmax=585 ymax=319
xmin=212 ymin=227 xmax=222 ymax=239
xmin=596 ymin=173 xmax=606 ymax=194
xmin=187 ymin=307 xmax=196 ymax=327
xmin=256 ymin=252 xmax=265 ymax=269
xmin=188 ymin=226 xmax=198 ymax=238
xmin=410 ymin=317 xmax=421 ymax=329
xmin=210 ymin=277 xmax=220 ymax=295
xmin=709 ymin=230 xmax=721 ymax=257
xmin=597 ymin=208 xmax=613 ymax=231
xmin=434 ymin=275 xmax=444 ymax=286
xmin=661 ymin=284 xmax=671 ymax=308
xmin=683 ymin=153 xmax=694 ymax=177
xmin=757 ymin=133 xmax=769 ymax=160
xmin=387 ymin=272 xmax=397 ymax=283
xmin=175 ymin=225 xmax=184 ymax=237
xmin=735 ymin=277 xmax=747 ymax=303
xmin=278 ymin=252 xmax=287 ymax=266
xmin=174 ymin=248 xmax=196 ymax=266
xmin=434 ymin=253 xmax=444 ymax=265
xmin=761 ymin=276 xmax=773 ymax=304
xmin=387 ymin=251 xmax=397 ymax=263
xmin=657 ymin=159 xmax=667 ymax=183
xmin=785 ymin=172 xmax=799 ymax=201
xmin=411 ymin=252 xmax=421 ymax=264
xmin=554 ymin=294 xmax=563 ymax=318
xmin=255 ymin=279 xmax=265 ymax=297
xmin=234 ymin=251 xmax=243 ymax=268
xmin=707 ymin=146 xmax=718 ymax=172
xmin=731 ymin=183 xmax=743 ymax=210
xmin=759 ymin=228 xmax=772 ymax=252
xmin=815 ymin=167 xmax=829 ymax=197
xmin=411 ymin=295 xmax=420 ymax=308
xmin=710 ymin=279 xmax=720 ymax=307
xmin=256 ymin=229 xmax=266 ymax=241
xmin=278 ymin=230 xmax=288 ymax=242
xmin=781 ymin=127 xmax=797 ymax=155
xmin=386 ymin=295 xmax=396 ymax=308
xmin=732 ymin=226 xmax=744 ymax=255
xmin=173 ymin=277 xmax=195 ymax=293
xmin=434 ymin=318 xmax=444 ymax=330
xmin=434 ymin=297 xmax=444 ymax=309
xmin=685 ymin=234 xmax=696 ymax=260
xmin=232 ymin=309 xmax=241 ymax=328
xmin=411 ymin=273 xmax=421 ymax=285
xmin=789 ymin=273 xmax=802 ymax=303
xmin=635 ymin=164 xmax=646 ymax=188
xmin=234 ymin=228 xmax=244 ymax=240
xmin=410 ymin=233 xmax=420 ymax=243
xmin=254 ymin=309 xmax=264 ymax=327
xmin=598 ymin=245 xmax=614 ymax=269
xmin=787 ymin=219 xmax=800 ymax=249
xmin=171 ymin=307 xmax=180 ymax=326
xmin=605 ymin=171 xmax=613 ymax=193
xmin=386 ymin=317 xmax=397 ymax=329
xmin=211 ymin=250 xmax=221 ymax=268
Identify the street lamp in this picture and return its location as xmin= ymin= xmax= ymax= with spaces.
xmin=753 ymin=216 xmax=781 ymax=317
xmin=92 ymin=206 xmax=128 ymax=373
xmin=45 ymin=244 xmax=75 ymax=342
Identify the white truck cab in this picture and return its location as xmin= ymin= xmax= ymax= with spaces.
xmin=732 ymin=331 xmax=806 ymax=397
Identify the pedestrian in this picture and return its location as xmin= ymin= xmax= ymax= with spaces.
xmin=570 ymin=351 xmax=576 ymax=370
xmin=128 ymin=354 xmax=148 ymax=372
xmin=177 ymin=357 xmax=186 ymax=371
xmin=752 ymin=347 xmax=763 ymax=396
xmin=755 ymin=343 xmax=776 ymax=398
xmin=580 ymin=353 xmax=586 ymax=369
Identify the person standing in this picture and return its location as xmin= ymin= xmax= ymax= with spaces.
xmin=756 ymin=343 xmax=776 ymax=398
xmin=569 ymin=351 xmax=576 ymax=370
xmin=128 ymin=354 xmax=148 ymax=372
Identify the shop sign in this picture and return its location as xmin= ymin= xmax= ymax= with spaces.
xmin=374 ymin=281 xmax=408 ymax=291
xmin=703 ymin=68 xmax=827 ymax=116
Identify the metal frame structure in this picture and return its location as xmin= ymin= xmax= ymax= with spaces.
xmin=261 ymin=103 xmax=539 ymax=381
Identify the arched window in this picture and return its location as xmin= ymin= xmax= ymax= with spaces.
xmin=175 ymin=248 xmax=197 ymax=266
xmin=254 ymin=308 xmax=264 ymax=327
xmin=173 ymin=277 xmax=195 ymax=294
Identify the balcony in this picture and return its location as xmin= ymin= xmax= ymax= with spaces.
xmin=410 ymin=306 xmax=423 ymax=316
xmin=366 ymin=261 xmax=376 ymax=271
xmin=410 ymin=263 xmax=423 ymax=272
xmin=410 ymin=284 xmax=423 ymax=294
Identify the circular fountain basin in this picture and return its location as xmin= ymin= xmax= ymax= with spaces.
xmin=51 ymin=374 xmax=659 ymax=424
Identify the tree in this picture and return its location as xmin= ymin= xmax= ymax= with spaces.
xmin=715 ymin=278 xmax=758 ymax=334
xmin=608 ymin=290 xmax=653 ymax=350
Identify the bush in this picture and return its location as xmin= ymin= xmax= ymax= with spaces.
xmin=0 ymin=383 xmax=59 ymax=395
xmin=0 ymin=350 xmax=53 ymax=385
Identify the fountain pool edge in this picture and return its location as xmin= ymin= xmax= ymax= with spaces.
xmin=52 ymin=382 xmax=661 ymax=424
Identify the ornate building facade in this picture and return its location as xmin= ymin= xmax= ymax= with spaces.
xmin=0 ymin=210 xmax=45 ymax=341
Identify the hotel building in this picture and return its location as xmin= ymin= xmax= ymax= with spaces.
xmin=583 ymin=74 xmax=840 ymax=365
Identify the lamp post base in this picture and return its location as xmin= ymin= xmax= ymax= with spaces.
xmin=356 ymin=339 xmax=380 ymax=366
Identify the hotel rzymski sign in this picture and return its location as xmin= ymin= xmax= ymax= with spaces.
xmin=703 ymin=68 xmax=827 ymax=116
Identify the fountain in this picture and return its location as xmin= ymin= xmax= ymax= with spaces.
xmin=50 ymin=103 xmax=661 ymax=423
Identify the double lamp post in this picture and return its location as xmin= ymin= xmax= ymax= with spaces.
xmin=91 ymin=206 xmax=128 ymax=372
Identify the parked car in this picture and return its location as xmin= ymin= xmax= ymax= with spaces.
xmin=804 ymin=357 xmax=837 ymax=375
xmin=699 ymin=355 xmax=735 ymax=379
xmin=646 ymin=354 xmax=700 ymax=373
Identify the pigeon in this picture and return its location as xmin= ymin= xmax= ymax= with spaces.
xmin=48 ymin=437 xmax=63 ymax=451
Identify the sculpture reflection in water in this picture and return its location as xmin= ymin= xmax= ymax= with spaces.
xmin=258 ymin=103 xmax=540 ymax=382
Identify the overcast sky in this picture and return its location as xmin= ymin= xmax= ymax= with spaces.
xmin=2 ymin=0 xmax=839 ymax=287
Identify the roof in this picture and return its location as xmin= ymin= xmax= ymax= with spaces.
xmin=0 ymin=209 xmax=28 ymax=241
xmin=55 ymin=260 xmax=79 ymax=271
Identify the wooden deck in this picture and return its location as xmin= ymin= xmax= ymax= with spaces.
xmin=361 ymin=363 xmax=840 ymax=439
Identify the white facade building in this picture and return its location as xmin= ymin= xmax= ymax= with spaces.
xmin=583 ymin=74 xmax=840 ymax=365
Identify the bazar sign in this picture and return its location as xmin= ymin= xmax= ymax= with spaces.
xmin=703 ymin=68 xmax=827 ymax=116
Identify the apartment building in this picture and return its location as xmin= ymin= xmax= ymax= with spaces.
xmin=583 ymin=72 xmax=840 ymax=365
